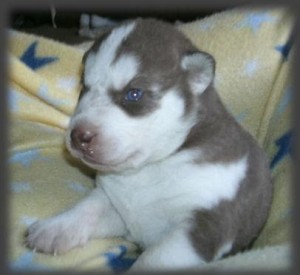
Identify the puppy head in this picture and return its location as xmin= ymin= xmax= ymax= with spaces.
xmin=66 ymin=19 xmax=215 ymax=172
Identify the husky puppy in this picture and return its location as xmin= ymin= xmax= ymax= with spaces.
xmin=26 ymin=18 xmax=272 ymax=271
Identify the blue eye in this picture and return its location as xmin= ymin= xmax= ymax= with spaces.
xmin=125 ymin=88 xmax=143 ymax=102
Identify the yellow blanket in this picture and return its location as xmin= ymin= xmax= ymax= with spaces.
xmin=8 ymin=6 xmax=294 ymax=271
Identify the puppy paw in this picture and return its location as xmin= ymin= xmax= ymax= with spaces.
xmin=25 ymin=214 xmax=90 ymax=254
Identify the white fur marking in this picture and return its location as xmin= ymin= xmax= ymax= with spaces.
xmin=214 ymin=241 xmax=233 ymax=261
xmin=131 ymin=227 xmax=205 ymax=271
xmin=110 ymin=54 xmax=139 ymax=91
xmin=84 ymin=22 xmax=136 ymax=88
xmin=57 ymin=77 xmax=78 ymax=93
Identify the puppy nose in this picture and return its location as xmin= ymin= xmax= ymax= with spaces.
xmin=70 ymin=127 xmax=96 ymax=150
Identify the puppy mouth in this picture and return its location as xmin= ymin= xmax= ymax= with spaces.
xmin=79 ymin=150 xmax=140 ymax=170
xmin=66 ymin=130 xmax=142 ymax=171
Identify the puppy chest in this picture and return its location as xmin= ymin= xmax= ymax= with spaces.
xmin=99 ymin=155 xmax=247 ymax=246
xmin=102 ymin=179 xmax=190 ymax=247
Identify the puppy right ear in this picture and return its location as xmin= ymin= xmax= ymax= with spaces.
xmin=181 ymin=51 xmax=215 ymax=94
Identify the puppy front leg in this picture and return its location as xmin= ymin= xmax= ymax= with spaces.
xmin=129 ymin=227 xmax=205 ymax=272
xmin=26 ymin=186 xmax=126 ymax=254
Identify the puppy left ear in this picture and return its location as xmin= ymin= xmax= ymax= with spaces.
xmin=181 ymin=51 xmax=215 ymax=94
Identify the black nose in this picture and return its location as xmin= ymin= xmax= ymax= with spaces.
xmin=70 ymin=127 xmax=96 ymax=151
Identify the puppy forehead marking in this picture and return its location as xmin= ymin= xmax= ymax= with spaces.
xmin=110 ymin=54 xmax=139 ymax=91
xmin=84 ymin=22 xmax=136 ymax=87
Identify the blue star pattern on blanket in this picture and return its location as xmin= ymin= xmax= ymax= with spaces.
xmin=20 ymin=216 xmax=38 ymax=226
xmin=226 ymin=104 xmax=248 ymax=125
xmin=198 ymin=21 xmax=214 ymax=31
xmin=244 ymin=59 xmax=259 ymax=77
xmin=9 ymin=87 xmax=31 ymax=112
xmin=277 ymin=86 xmax=292 ymax=115
xmin=10 ymin=182 xmax=32 ymax=193
xmin=67 ymin=182 xmax=90 ymax=193
xmin=235 ymin=111 xmax=247 ymax=124
xmin=20 ymin=41 xmax=58 ymax=70
xmin=10 ymin=252 xmax=50 ymax=271
xmin=104 ymin=245 xmax=136 ymax=272
xmin=238 ymin=12 xmax=277 ymax=32
xmin=271 ymin=131 xmax=293 ymax=169
xmin=10 ymin=149 xmax=49 ymax=168
xmin=38 ymin=83 xmax=69 ymax=108
xmin=275 ymin=35 xmax=294 ymax=60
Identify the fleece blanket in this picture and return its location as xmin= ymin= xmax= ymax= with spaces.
xmin=8 ymin=6 xmax=294 ymax=272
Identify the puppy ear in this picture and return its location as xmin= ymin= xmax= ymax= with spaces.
xmin=181 ymin=51 xmax=215 ymax=94
xmin=82 ymin=32 xmax=110 ymax=63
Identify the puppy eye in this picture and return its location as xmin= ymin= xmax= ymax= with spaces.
xmin=124 ymin=88 xmax=144 ymax=102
